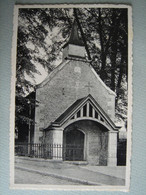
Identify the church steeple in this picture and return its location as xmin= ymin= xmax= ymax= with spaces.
xmin=62 ymin=20 xmax=86 ymax=61
xmin=67 ymin=21 xmax=84 ymax=47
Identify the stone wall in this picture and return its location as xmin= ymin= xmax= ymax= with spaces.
xmin=34 ymin=60 xmax=115 ymax=143
xmin=64 ymin=120 xmax=108 ymax=165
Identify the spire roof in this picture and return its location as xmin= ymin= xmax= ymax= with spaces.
xmin=63 ymin=20 xmax=85 ymax=48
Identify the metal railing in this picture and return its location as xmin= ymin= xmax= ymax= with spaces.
xmin=15 ymin=142 xmax=84 ymax=160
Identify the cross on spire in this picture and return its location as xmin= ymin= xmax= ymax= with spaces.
xmin=85 ymin=82 xmax=93 ymax=94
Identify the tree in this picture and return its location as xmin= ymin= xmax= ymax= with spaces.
xmin=15 ymin=8 xmax=74 ymax=130
xmin=15 ymin=7 xmax=128 ymax=131
xmin=75 ymin=8 xmax=128 ymax=122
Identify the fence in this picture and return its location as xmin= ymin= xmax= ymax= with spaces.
xmin=15 ymin=142 xmax=84 ymax=161
xmin=15 ymin=141 xmax=125 ymax=164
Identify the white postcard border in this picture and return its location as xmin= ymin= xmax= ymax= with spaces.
xmin=10 ymin=4 xmax=133 ymax=191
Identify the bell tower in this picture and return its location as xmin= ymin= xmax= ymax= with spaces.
xmin=62 ymin=21 xmax=86 ymax=61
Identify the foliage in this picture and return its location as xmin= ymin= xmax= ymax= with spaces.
xmin=16 ymin=7 xmax=128 ymax=127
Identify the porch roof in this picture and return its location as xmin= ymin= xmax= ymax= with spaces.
xmin=55 ymin=97 xmax=85 ymax=123
xmin=51 ymin=94 xmax=121 ymax=131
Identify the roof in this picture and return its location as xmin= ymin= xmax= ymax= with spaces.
xmin=55 ymin=97 xmax=85 ymax=123
xmin=52 ymin=94 xmax=120 ymax=131
xmin=63 ymin=20 xmax=84 ymax=48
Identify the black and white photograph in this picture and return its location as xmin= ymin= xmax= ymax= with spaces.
xmin=10 ymin=4 xmax=132 ymax=190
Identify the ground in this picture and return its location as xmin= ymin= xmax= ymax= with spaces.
xmin=15 ymin=169 xmax=80 ymax=185
xmin=14 ymin=156 xmax=126 ymax=186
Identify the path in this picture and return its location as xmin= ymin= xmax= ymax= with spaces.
xmin=15 ymin=156 xmax=125 ymax=186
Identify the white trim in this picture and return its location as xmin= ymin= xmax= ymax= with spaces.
xmin=92 ymin=108 xmax=95 ymax=118
xmin=37 ymin=60 xmax=70 ymax=88
xmin=74 ymin=113 xmax=77 ymax=119
xmin=80 ymin=107 xmax=83 ymax=117
xmin=62 ymin=117 xmax=113 ymax=132
xmin=98 ymin=115 xmax=101 ymax=121
xmin=86 ymin=102 xmax=89 ymax=117
xmin=54 ymin=95 xmax=119 ymax=130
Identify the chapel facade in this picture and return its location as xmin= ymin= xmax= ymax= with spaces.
xmin=33 ymin=22 xmax=120 ymax=166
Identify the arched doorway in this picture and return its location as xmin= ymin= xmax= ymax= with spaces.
xmin=62 ymin=120 xmax=110 ymax=165
xmin=63 ymin=129 xmax=85 ymax=161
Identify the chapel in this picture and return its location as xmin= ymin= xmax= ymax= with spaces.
xmin=33 ymin=21 xmax=120 ymax=166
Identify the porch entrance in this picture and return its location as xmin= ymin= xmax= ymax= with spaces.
xmin=63 ymin=129 xmax=84 ymax=161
